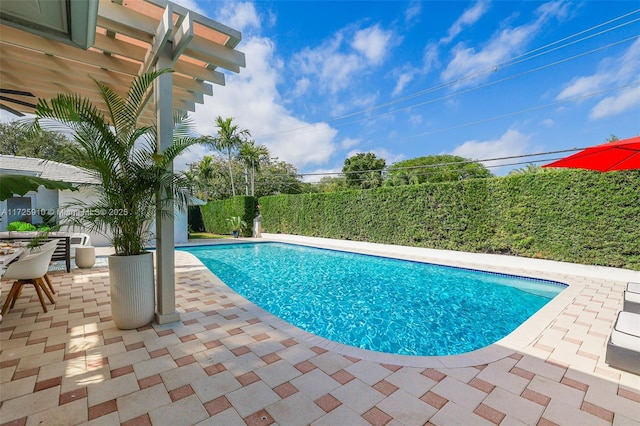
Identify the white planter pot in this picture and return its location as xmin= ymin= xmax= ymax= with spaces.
xmin=108 ymin=253 xmax=155 ymax=329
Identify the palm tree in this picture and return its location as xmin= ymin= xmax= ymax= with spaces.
xmin=30 ymin=69 xmax=199 ymax=256
xmin=238 ymin=141 xmax=269 ymax=196
xmin=207 ymin=117 xmax=250 ymax=196
xmin=192 ymin=155 xmax=216 ymax=201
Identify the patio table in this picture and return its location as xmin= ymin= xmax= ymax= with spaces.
xmin=0 ymin=234 xmax=71 ymax=272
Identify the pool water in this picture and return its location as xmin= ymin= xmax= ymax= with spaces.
xmin=180 ymin=243 xmax=566 ymax=356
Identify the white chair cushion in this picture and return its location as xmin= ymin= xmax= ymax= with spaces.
xmin=626 ymin=291 xmax=640 ymax=304
xmin=627 ymin=282 xmax=640 ymax=294
xmin=610 ymin=311 xmax=640 ymax=351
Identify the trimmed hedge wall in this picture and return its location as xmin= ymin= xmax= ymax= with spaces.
xmin=259 ymin=170 xmax=640 ymax=270
xmin=200 ymin=196 xmax=258 ymax=237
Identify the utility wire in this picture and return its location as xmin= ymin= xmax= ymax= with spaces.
xmin=254 ymin=10 xmax=640 ymax=139
xmin=278 ymin=36 xmax=639 ymax=139
xmin=260 ymin=148 xmax=582 ymax=180
xmin=301 ymin=158 xmax=567 ymax=185
xmin=398 ymin=81 xmax=640 ymax=142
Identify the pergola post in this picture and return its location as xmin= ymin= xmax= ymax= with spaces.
xmin=154 ymin=11 xmax=179 ymax=325
xmin=0 ymin=0 xmax=245 ymax=326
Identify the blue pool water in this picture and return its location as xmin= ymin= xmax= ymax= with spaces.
xmin=180 ymin=243 xmax=566 ymax=356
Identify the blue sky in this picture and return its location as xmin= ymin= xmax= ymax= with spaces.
xmin=179 ymin=0 xmax=639 ymax=179
xmin=3 ymin=1 xmax=637 ymax=179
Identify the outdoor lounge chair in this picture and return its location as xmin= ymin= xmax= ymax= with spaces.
xmin=623 ymin=282 xmax=640 ymax=314
xmin=605 ymin=311 xmax=640 ymax=375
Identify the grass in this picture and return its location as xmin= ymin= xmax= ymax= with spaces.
xmin=188 ymin=232 xmax=229 ymax=240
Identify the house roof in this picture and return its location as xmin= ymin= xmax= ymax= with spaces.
xmin=0 ymin=0 xmax=245 ymax=120
xmin=0 ymin=154 xmax=99 ymax=185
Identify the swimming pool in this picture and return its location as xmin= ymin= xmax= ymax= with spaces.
xmin=180 ymin=242 xmax=566 ymax=356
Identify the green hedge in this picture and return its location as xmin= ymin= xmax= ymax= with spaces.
xmin=200 ymin=196 xmax=258 ymax=237
xmin=259 ymin=170 xmax=640 ymax=270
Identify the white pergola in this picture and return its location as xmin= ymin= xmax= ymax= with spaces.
xmin=0 ymin=0 xmax=245 ymax=324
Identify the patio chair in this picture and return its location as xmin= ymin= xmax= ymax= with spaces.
xmin=1 ymin=243 xmax=57 ymax=315
xmin=623 ymin=282 xmax=640 ymax=314
xmin=19 ymin=239 xmax=60 ymax=295
xmin=605 ymin=310 xmax=640 ymax=375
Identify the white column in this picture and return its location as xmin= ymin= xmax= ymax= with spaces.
xmin=154 ymin=39 xmax=180 ymax=325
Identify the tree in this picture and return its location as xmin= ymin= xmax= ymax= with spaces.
xmin=315 ymin=176 xmax=347 ymax=193
xmin=386 ymin=155 xmax=491 ymax=186
xmin=0 ymin=120 xmax=79 ymax=165
xmin=508 ymin=164 xmax=549 ymax=175
xmin=187 ymin=155 xmax=217 ymax=201
xmin=254 ymin=157 xmax=305 ymax=197
xmin=238 ymin=140 xmax=269 ymax=196
xmin=204 ymin=117 xmax=250 ymax=196
xmin=187 ymin=155 xmax=239 ymax=201
xmin=31 ymin=69 xmax=199 ymax=256
xmin=342 ymin=152 xmax=386 ymax=189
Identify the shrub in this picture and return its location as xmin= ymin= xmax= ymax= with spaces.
xmin=7 ymin=221 xmax=37 ymax=232
xmin=201 ymin=196 xmax=257 ymax=237
xmin=259 ymin=169 xmax=640 ymax=270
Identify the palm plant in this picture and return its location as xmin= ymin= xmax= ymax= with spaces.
xmin=189 ymin=155 xmax=217 ymax=201
xmin=238 ymin=140 xmax=269 ymax=196
xmin=30 ymin=69 xmax=199 ymax=256
xmin=205 ymin=116 xmax=250 ymax=197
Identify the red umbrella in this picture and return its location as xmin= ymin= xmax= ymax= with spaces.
xmin=543 ymin=135 xmax=640 ymax=172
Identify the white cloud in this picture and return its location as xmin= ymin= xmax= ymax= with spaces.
xmin=556 ymin=37 xmax=640 ymax=119
xmin=190 ymin=35 xmax=338 ymax=169
xmin=423 ymin=42 xmax=440 ymax=73
xmin=451 ymin=129 xmax=530 ymax=165
xmin=293 ymin=24 xmax=395 ymax=95
xmin=442 ymin=24 xmax=535 ymax=83
xmin=440 ymin=0 xmax=490 ymax=44
xmin=292 ymin=78 xmax=311 ymax=97
xmin=351 ymin=25 xmax=394 ymax=65
xmin=441 ymin=1 xmax=565 ymax=85
xmin=556 ymin=75 xmax=606 ymax=100
xmin=175 ymin=144 xmax=210 ymax=172
xmin=590 ymin=85 xmax=640 ymax=119
xmin=340 ymin=137 xmax=361 ymax=149
xmin=404 ymin=2 xmax=422 ymax=26
xmin=172 ymin=0 xmax=206 ymax=15
xmin=409 ymin=114 xmax=423 ymax=125
xmin=392 ymin=71 xmax=416 ymax=97
xmin=302 ymin=167 xmax=342 ymax=183
xmin=539 ymin=118 xmax=554 ymax=127
xmin=215 ymin=1 xmax=261 ymax=33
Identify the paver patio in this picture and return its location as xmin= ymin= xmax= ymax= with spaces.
xmin=1 ymin=238 xmax=639 ymax=425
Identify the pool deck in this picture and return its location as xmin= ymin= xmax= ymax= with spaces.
xmin=1 ymin=235 xmax=639 ymax=425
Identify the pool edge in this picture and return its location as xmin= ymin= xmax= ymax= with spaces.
xmin=175 ymin=236 xmax=609 ymax=368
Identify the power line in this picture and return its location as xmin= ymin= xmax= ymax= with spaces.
xmin=397 ymin=81 xmax=640 ymax=142
xmin=282 ymin=36 xmax=638 ymax=137
xmin=260 ymin=148 xmax=583 ymax=181
xmin=254 ymin=10 xmax=640 ymax=139
xmin=301 ymin=158 xmax=567 ymax=185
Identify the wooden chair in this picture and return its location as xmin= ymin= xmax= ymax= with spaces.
xmin=1 ymin=244 xmax=57 ymax=315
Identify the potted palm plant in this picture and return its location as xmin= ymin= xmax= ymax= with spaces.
xmin=31 ymin=69 xmax=198 ymax=329
xmin=227 ymin=216 xmax=247 ymax=238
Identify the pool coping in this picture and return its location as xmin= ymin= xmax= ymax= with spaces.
xmin=177 ymin=234 xmax=639 ymax=368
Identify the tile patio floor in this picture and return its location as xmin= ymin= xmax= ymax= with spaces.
xmin=1 ymin=238 xmax=639 ymax=426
